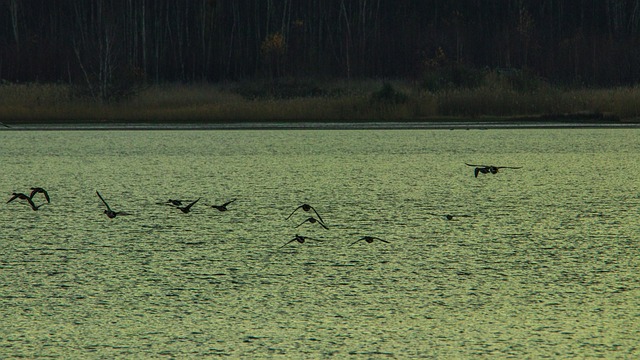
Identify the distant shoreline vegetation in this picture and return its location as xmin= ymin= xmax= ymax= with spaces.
xmin=1 ymin=71 xmax=639 ymax=124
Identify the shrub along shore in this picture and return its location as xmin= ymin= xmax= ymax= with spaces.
xmin=1 ymin=74 xmax=639 ymax=125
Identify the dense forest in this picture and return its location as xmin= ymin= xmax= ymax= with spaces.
xmin=2 ymin=0 xmax=640 ymax=88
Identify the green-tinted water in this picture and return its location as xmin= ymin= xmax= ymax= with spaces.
xmin=1 ymin=129 xmax=638 ymax=358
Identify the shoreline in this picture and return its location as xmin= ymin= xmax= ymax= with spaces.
xmin=2 ymin=120 xmax=639 ymax=131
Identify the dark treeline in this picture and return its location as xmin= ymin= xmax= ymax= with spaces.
xmin=2 ymin=0 xmax=640 ymax=88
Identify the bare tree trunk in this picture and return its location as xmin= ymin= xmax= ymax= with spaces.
xmin=340 ymin=0 xmax=352 ymax=79
xmin=99 ymin=28 xmax=115 ymax=101
xmin=141 ymin=0 xmax=147 ymax=77
xmin=9 ymin=0 xmax=20 ymax=53
xmin=200 ymin=0 xmax=207 ymax=79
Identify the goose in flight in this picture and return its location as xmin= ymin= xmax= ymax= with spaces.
xmin=29 ymin=187 xmax=50 ymax=203
xmin=286 ymin=203 xmax=324 ymax=223
xmin=349 ymin=236 xmax=389 ymax=246
xmin=279 ymin=234 xmax=321 ymax=249
xmin=426 ymin=212 xmax=471 ymax=221
xmin=295 ymin=216 xmax=329 ymax=230
xmin=210 ymin=199 xmax=236 ymax=211
xmin=465 ymin=163 xmax=521 ymax=177
xmin=177 ymin=198 xmax=200 ymax=213
xmin=8 ymin=192 xmax=33 ymax=204
xmin=96 ymin=191 xmax=128 ymax=218
xmin=7 ymin=192 xmax=37 ymax=209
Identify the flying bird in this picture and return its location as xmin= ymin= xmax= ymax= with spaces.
xmin=465 ymin=163 xmax=522 ymax=177
xmin=210 ymin=199 xmax=236 ymax=211
xmin=279 ymin=234 xmax=321 ymax=249
xmin=260 ymin=234 xmax=323 ymax=269
xmin=286 ymin=203 xmax=325 ymax=223
xmin=7 ymin=192 xmax=37 ymax=209
xmin=96 ymin=191 xmax=128 ymax=218
xmin=8 ymin=192 xmax=32 ymax=204
xmin=349 ymin=236 xmax=389 ymax=246
xmin=295 ymin=216 xmax=329 ymax=230
xmin=29 ymin=187 xmax=50 ymax=203
xmin=177 ymin=198 xmax=200 ymax=213
xmin=426 ymin=212 xmax=471 ymax=221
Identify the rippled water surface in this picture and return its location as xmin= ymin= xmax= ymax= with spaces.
xmin=1 ymin=129 xmax=638 ymax=358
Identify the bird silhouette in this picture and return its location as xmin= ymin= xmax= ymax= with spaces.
xmin=210 ymin=199 xmax=236 ymax=211
xmin=8 ymin=192 xmax=32 ymax=203
xmin=349 ymin=236 xmax=389 ymax=246
xmin=295 ymin=216 xmax=329 ymax=230
xmin=286 ymin=203 xmax=324 ymax=223
xmin=29 ymin=187 xmax=50 ymax=203
xmin=7 ymin=192 xmax=37 ymax=209
xmin=465 ymin=163 xmax=521 ymax=177
xmin=96 ymin=191 xmax=128 ymax=219
xmin=177 ymin=198 xmax=200 ymax=213
xmin=166 ymin=199 xmax=186 ymax=206
xmin=279 ymin=234 xmax=321 ymax=249
xmin=426 ymin=212 xmax=471 ymax=221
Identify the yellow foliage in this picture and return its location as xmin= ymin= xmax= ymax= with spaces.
xmin=422 ymin=47 xmax=447 ymax=70
xmin=261 ymin=32 xmax=286 ymax=58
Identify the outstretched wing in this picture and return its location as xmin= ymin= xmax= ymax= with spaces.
xmin=184 ymin=198 xmax=200 ymax=210
xmin=7 ymin=194 xmax=19 ymax=203
xmin=25 ymin=197 xmax=36 ymax=209
xmin=496 ymin=166 xmax=522 ymax=169
xmin=349 ymin=239 xmax=364 ymax=246
xmin=29 ymin=201 xmax=47 ymax=211
xmin=96 ymin=191 xmax=112 ymax=211
xmin=222 ymin=199 xmax=236 ymax=207
xmin=295 ymin=218 xmax=310 ymax=228
xmin=466 ymin=163 xmax=489 ymax=167
xmin=317 ymin=220 xmax=329 ymax=230
xmin=29 ymin=188 xmax=38 ymax=199
xmin=279 ymin=238 xmax=299 ymax=249
xmin=370 ymin=236 xmax=389 ymax=243
xmin=285 ymin=205 xmax=303 ymax=220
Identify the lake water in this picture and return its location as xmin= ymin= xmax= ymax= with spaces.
xmin=1 ymin=128 xmax=638 ymax=358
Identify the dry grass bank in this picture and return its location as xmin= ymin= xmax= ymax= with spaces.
xmin=0 ymin=78 xmax=639 ymax=123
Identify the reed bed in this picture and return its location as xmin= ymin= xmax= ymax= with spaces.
xmin=1 ymin=80 xmax=639 ymax=123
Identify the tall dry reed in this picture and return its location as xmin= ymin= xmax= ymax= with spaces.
xmin=1 ymin=80 xmax=638 ymax=123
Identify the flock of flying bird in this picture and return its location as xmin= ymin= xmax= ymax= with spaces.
xmin=7 ymin=187 xmax=50 ymax=211
xmin=6 ymin=163 xmax=520 ymax=249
